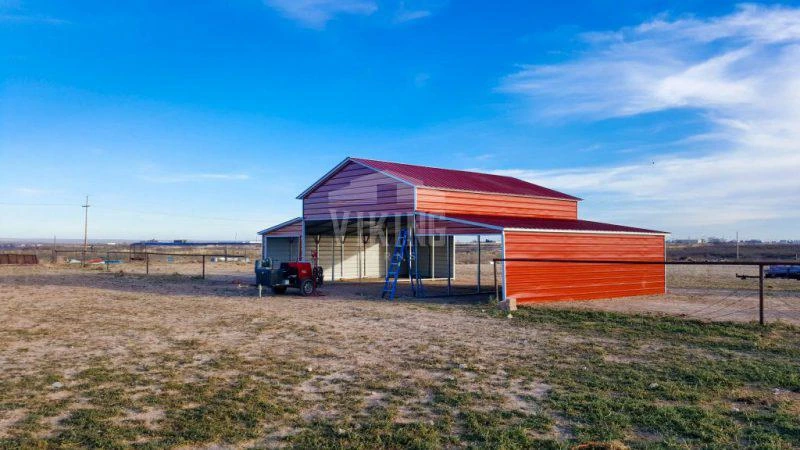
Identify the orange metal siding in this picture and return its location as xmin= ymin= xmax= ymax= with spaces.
xmin=416 ymin=188 xmax=578 ymax=219
xmin=504 ymin=231 xmax=665 ymax=303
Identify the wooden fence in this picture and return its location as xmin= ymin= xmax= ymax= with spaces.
xmin=0 ymin=254 xmax=39 ymax=265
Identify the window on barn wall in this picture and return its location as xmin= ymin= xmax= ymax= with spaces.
xmin=378 ymin=183 xmax=397 ymax=205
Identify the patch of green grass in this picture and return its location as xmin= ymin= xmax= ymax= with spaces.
xmin=155 ymin=376 xmax=296 ymax=446
xmin=488 ymin=306 xmax=800 ymax=448
xmin=461 ymin=409 xmax=554 ymax=449
xmin=291 ymin=414 xmax=449 ymax=449
xmin=2 ymin=294 xmax=798 ymax=449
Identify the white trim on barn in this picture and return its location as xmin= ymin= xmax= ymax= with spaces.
xmin=503 ymin=227 xmax=669 ymax=236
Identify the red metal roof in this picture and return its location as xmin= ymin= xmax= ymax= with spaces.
xmin=351 ymin=158 xmax=580 ymax=200
xmin=439 ymin=213 xmax=667 ymax=234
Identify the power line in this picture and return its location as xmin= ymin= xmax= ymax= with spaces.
xmin=0 ymin=202 xmax=77 ymax=207
xmin=0 ymin=202 xmax=267 ymax=223
xmin=93 ymin=206 xmax=267 ymax=223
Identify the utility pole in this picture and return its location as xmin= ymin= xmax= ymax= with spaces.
xmin=82 ymin=195 xmax=90 ymax=267
xmin=736 ymin=231 xmax=739 ymax=260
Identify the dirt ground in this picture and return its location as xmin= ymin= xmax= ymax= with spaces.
xmin=1 ymin=265 xmax=799 ymax=448
xmin=0 ymin=265 xmax=548 ymax=446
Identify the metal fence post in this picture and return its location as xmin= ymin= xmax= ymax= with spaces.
xmin=202 ymin=255 xmax=206 ymax=279
xmin=759 ymin=264 xmax=765 ymax=326
xmin=145 ymin=253 xmax=149 ymax=275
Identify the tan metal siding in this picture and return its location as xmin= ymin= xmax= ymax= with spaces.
xmin=306 ymin=234 xmax=383 ymax=281
xmin=264 ymin=237 xmax=301 ymax=264
xmin=415 ymin=236 xmax=454 ymax=278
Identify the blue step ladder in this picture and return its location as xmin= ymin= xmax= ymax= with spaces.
xmin=381 ymin=229 xmax=425 ymax=300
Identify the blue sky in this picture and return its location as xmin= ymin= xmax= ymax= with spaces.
xmin=2 ymin=0 xmax=799 ymax=241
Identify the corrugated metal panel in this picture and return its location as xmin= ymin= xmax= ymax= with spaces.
xmin=260 ymin=218 xmax=303 ymax=237
xmin=303 ymin=161 xmax=415 ymax=220
xmin=504 ymin=231 xmax=665 ymax=303
xmin=306 ymin=234 xmax=384 ymax=281
xmin=264 ymin=237 xmax=301 ymax=264
xmin=416 ymin=189 xmax=579 ymax=220
xmin=416 ymin=236 xmax=454 ymax=278
xmin=442 ymin=213 xmax=665 ymax=234
xmin=353 ymin=158 xmax=580 ymax=200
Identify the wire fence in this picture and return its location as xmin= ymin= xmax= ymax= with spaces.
xmin=51 ymin=249 xmax=251 ymax=279
xmin=492 ymin=258 xmax=800 ymax=326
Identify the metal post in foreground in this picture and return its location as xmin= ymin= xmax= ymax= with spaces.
xmin=759 ymin=264 xmax=765 ymax=326
xmin=145 ymin=253 xmax=149 ymax=275
xmin=202 ymin=255 xmax=206 ymax=279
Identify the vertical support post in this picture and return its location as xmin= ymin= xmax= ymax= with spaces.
xmin=340 ymin=234 xmax=345 ymax=280
xmin=357 ymin=224 xmax=362 ymax=282
xmin=477 ymin=235 xmax=481 ymax=293
xmin=145 ymin=253 xmax=150 ymax=275
xmin=384 ymin=226 xmax=388 ymax=277
xmin=408 ymin=221 xmax=413 ymax=283
xmin=447 ymin=235 xmax=452 ymax=295
xmin=494 ymin=258 xmax=498 ymax=301
xmin=301 ymin=220 xmax=306 ymax=262
xmin=362 ymin=232 xmax=370 ymax=279
xmin=759 ymin=264 xmax=765 ymax=326
xmin=202 ymin=255 xmax=206 ymax=279
xmin=331 ymin=234 xmax=335 ymax=283
xmin=430 ymin=236 xmax=436 ymax=279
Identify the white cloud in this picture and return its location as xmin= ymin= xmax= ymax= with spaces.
xmin=498 ymin=4 xmax=800 ymax=237
xmin=0 ymin=13 xmax=68 ymax=24
xmin=13 ymin=187 xmax=48 ymax=196
xmin=413 ymin=72 xmax=430 ymax=87
xmin=395 ymin=9 xmax=430 ymax=23
xmin=264 ymin=0 xmax=377 ymax=29
xmin=139 ymin=173 xmax=250 ymax=183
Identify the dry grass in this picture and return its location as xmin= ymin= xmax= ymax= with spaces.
xmin=1 ymin=265 xmax=798 ymax=448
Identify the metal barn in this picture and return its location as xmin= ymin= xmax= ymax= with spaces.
xmin=258 ymin=157 xmax=667 ymax=303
